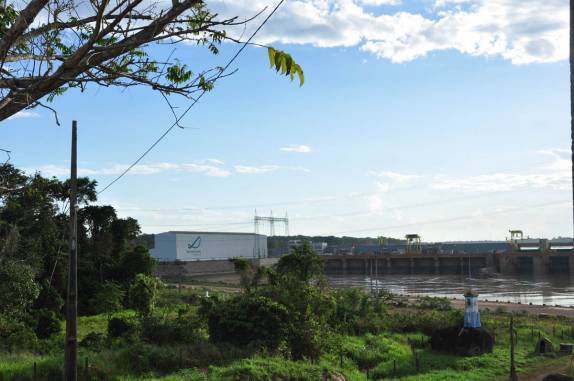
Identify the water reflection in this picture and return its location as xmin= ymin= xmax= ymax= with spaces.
xmin=327 ymin=273 xmax=574 ymax=307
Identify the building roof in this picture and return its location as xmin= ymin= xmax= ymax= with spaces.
xmin=158 ymin=231 xmax=266 ymax=237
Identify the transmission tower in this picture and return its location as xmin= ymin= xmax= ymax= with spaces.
xmin=254 ymin=210 xmax=289 ymax=236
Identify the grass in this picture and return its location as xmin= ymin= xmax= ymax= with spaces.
xmin=2 ymin=289 xmax=574 ymax=381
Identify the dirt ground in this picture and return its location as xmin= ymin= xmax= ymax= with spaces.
xmin=449 ymin=299 xmax=574 ymax=318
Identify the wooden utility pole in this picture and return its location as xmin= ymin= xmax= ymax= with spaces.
xmin=64 ymin=121 xmax=78 ymax=381
xmin=509 ymin=316 xmax=518 ymax=381
xmin=570 ymin=0 xmax=574 ymax=241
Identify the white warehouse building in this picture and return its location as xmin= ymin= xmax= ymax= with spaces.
xmin=149 ymin=231 xmax=268 ymax=262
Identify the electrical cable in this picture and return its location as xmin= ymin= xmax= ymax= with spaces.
xmin=97 ymin=0 xmax=286 ymax=195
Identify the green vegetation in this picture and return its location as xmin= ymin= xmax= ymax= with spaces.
xmin=2 ymin=165 xmax=574 ymax=380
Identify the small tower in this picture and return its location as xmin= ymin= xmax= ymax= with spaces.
xmin=405 ymin=234 xmax=421 ymax=255
xmin=463 ymin=289 xmax=481 ymax=328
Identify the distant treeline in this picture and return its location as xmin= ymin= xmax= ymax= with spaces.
xmin=268 ymin=235 xmax=404 ymax=251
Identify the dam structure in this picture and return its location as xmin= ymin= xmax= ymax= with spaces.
xmin=322 ymin=236 xmax=574 ymax=276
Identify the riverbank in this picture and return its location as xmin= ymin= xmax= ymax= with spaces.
xmin=450 ymin=298 xmax=574 ymax=318
xmin=177 ymin=272 xmax=574 ymax=319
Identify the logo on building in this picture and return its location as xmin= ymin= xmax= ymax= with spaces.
xmin=188 ymin=236 xmax=201 ymax=249
xmin=185 ymin=236 xmax=201 ymax=256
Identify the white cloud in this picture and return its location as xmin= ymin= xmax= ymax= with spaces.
xmin=181 ymin=163 xmax=231 ymax=177
xmin=200 ymin=158 xmax=225 ymax=165
xmin=234 ymin=165 xmax=281 ymax=174
xmin=358 ymin=0 xmax=401 ymax=5
xmin=32 ymin=161 xmax=230 ymax=178
xmin=8 ymin=110 xmax=40 ymax=120
xmin=431 ymin=172 xmax=569 ymax=192
xmin=31 ymin=160 xmax=305 ymax=178
xmin=431 ymin=148 xmax=572 ymax=192
xmin=280 ymin=144 xmax=312 ymax=153
xmin=210 ymin=0 xmax=567 ymax=64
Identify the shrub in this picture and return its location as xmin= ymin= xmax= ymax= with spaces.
xmin=80 ymin=331 xmax=106 ymax=349
xmin=128 ymin=274 xmax=163 ymax=316
xmin=0 ymin=314 xmax=38 ymax=352
xmin=34 ymin=309 xmax=61 ymax=339
xmin=33 ymin=281 xmax=65 ymax=316
xmin=413 ymin=296 xmax=452 ymax=311
xmin=0 ymin=260 xmax=40 ymax=319
xmin=330 ymin=288 xmax=387 ymax=335
xmin=203 ymin=295 xmax=289 ymax=352
xmin=140 ymin=312 xmax=200 ymax=345
xmin=118 ymin=343 xmax=181 ymax=374
xmin=108 ymin=317 xmax=133 ymax=338
xmin=386 ymin=309 xmax=463 ymax=335
xmin=91 ymin=281 xmax=124 ymax=319
xmin=287 ymin=311 xmax=323 ymax=360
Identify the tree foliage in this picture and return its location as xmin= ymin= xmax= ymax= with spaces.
xmin=0 ymin=260 xmax=40 ymax=319
xmin=128 ymin=273 xmax=163 ymax=316
xmin=0 ymin=163 xmax=156 ymax=352
xmin=92 ymin=281 xmax=124 ymax=319
xmin=0 ymin=0 xmax=304 ymax=122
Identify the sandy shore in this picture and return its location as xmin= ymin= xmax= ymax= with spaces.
xmin=448 ymin=298 xmax=574 ymax=318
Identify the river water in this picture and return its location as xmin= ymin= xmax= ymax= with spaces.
xmin=327 ymin=273 xmax=574 ymax=307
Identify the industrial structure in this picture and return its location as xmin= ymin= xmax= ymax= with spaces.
xmin=322 ymin=230 xmax=574 ymax=276
xmin=254 ymin=211 xmax=289 ymax=236
xmin=149 ymin=231 xmax=268 ymax=262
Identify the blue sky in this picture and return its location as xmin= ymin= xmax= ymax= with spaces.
xmin=1 ymin=0 xmax=571 ymax=241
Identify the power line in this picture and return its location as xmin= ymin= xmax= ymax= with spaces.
xmin=324 ymin=199 xmax=570 ymax=236
xmin=112 ymin=185 xmax=533 ymax=214
xmin=140 ymin=199 xmax=571 ymax=239
xmin=97 ymin=0 xmax=286 ymax=195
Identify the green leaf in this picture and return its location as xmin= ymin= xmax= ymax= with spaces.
xmin=275 ymin=53 xmax=282 ymax=72
xmin=295 ymin=64 xmax=304 ymax=86
xmin=280 ymin=56 xmax=287 ymax=74
xmin=267 ymin=47 xmax=276 ymax=67
xmin=285 ymin=55 xmax=293 ymax=76
xmin=266 ymin=48 xmax=304 ymax=87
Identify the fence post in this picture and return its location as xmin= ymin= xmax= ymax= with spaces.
xmin=84 ymin=357 xmax=88 ymax=380
xmin=393 ymin=359 xmax=396 ymax=375
xmin=510 ymin=316 xmax=518 ymax=381
xmin=33 ymin=362 xmax=37 ymax=381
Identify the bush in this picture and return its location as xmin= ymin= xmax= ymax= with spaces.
xmin=386 ymin=309 xmax=463 ymax=335
xmin=34 ymin=309 xmax=61 ymax=339
xmin=33 ymin=281 xmax=65 ymax=316
xmin=91 ymin=281 xmax=124 ymax=319
xmin=0 ymin=260 xmax=40 ymax=319
xmin=330 ymin=288 xmax=387 ymax=335
xmin=128 ymin=274 xmax=163 ymax=316
xmin=202 ymin=295 xmax=289 ymax=351
xmin=140 ymin=312 xmax=201 ymax=345
xmin=80 ymin=331 xmax=107 ymax=349
xmin=287 ymin=311 xmax=323 ymax=360
xmin=413 ymin=296 xmax=452 ymax=311
xmin=118 ymin=343 xmax=181 ymax=374
xmin=0 ymin=314 xmax=38 ymax=352
xmin=108 ymin=317 xmax=133 ymax=338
